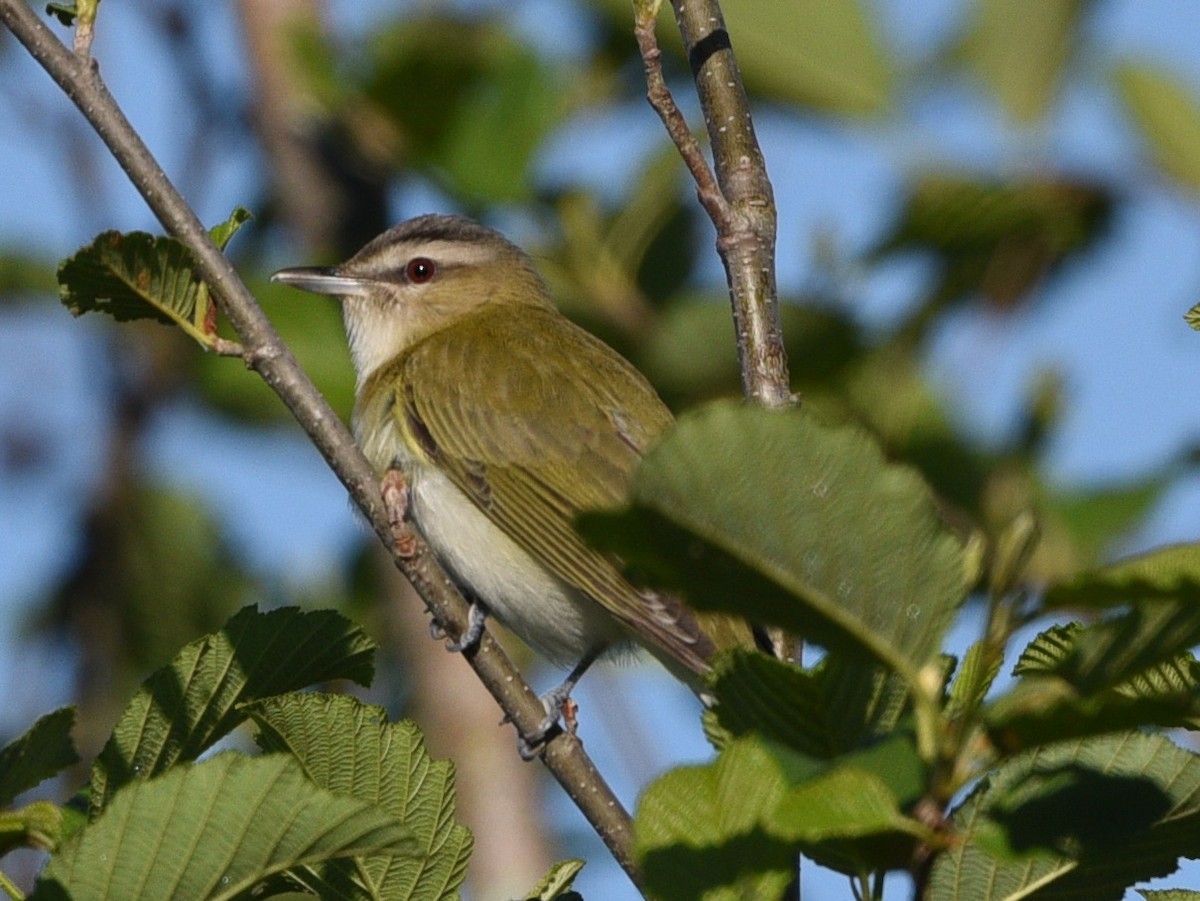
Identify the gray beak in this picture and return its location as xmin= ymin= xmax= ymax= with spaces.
xmin=271 ymin=266 xmax=375 ymax=298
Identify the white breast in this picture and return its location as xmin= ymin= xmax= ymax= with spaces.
xmin=408 ymin=463 xmax=624 ymax=666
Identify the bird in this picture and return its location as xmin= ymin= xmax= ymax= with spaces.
xmin=272 ymin=214 xmax=750 ymax=741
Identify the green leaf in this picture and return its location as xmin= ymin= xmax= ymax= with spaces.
xmin=1046 ymin=543 xmax=1200 ymax=608
xmin=962 ymin=0 xmax=1084 ymax=122
xmin=0 ymin=707 xmax=78 ymax=809
xmin=634 ymin=738 xmax=798 ymax=901
xmin=875 ymin=174 xmax=1112 ymax=313
xmin=523 ymin=859 xmax=585 ymax=900
xmin=987 ymin=622 xmax=1200 ymax=750
xmin=709 ymin=650 xmax=912 ymax=760
xmin=90 ymin=606 xmax=376 ymax=816
xmin=208 ymin=207 xmax=252 ymax=251
xmin=44 ymin=2 xmax=78 ymax=26
xmin=637 ymin=733 xmax=928 ymax=894
xmin=1013 ymin=622 xmax=1083 ymax=676
xmin=1139 ymin=891 xmax=1200 ymax=901
xmin=1037 ymin=601 xmax=1200 ymax=694
xmin=928 ymin=732 xmax=1200 ymax=900
xmin=246 ymin=693 xmax=472 ymax=901
xmin=56 ymin=210 xmax=250 ymax=349
xmin=1117 ymin=63 xmax=1200 ymax=193
xmin=586 ymin=401 xmax=966 ymax=686
xmin=770 ymin=765 xmax=931 ymax=845
xmin=946 ymin=639 xmax=1004 ymax=723
xmin=1187 ymin=301 xmax=1200 ymax=332
xmin=33 ymin=753 xmax=416 ymax=901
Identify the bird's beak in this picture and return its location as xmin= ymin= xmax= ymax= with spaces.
xmin=270 ymin=266 xmax=376 ymax=298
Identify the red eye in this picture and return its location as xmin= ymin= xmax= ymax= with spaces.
xmin=405 ymin=257 xmax=437 ymax=284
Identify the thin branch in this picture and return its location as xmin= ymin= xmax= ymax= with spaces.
xmin=636 ymin=0 xmax=792 ymax=409
xmin=0 ymin=0 xmax=641 ymax=889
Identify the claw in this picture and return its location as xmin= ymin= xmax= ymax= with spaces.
xmin=512 ymin=647 xmax=603 ymax=759
xmin=445 ymin=602 xmax=488 ymax=653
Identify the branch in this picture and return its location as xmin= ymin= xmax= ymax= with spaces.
xmin=0 ymin=0 xmax=641 ymax=889
xmin=635 ymin=0 xmax=792 ymax=409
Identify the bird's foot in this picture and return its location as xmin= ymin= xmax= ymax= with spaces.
xmin=516 ymin=687 xmax=573 ymax=761
xmin=513 ymin=649 xmax=600 ymax=759
xmin=445 ymin=602 xmax=488 ymax=653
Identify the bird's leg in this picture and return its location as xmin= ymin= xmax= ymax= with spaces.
xmin=517 ymin=647 xmax=603 ymax=760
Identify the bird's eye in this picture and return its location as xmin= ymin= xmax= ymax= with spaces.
xmin=405 ymin=257 xmax=437 ymax=284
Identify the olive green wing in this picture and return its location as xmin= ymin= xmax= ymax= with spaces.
xmin=396 ymin=305 xmax=714 ymax=675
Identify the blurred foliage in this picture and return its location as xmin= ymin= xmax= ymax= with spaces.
xmin=1118 ymin=63 xmax=1200 ymax=195
xmin=873 ymin=174 xmax=1113 ymax=322
xmin=8 ymin=0 xmax=1200 ymax=896
xmin=591 ymin=0 xmax=893 ymax=114
xmin=49 ymin=482 xmax=251 ymax=686
xmin=959 ymin=0 xmax=1088 ymax=122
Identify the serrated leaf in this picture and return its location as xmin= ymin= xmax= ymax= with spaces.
xmin=585 ymin=401 xmax=966 ymax=687
xmin=988 ymin=622 xmax=1200 ymax=749
xmin=0 ymin=707 xmax=78 ymax=808
xmin=709 ymin=650 xmax=911 ymax=760
xmin=523 ymin=859 xmax=585 ymax=900
xmin=1117 ymin=63 xmax=1200 ymax=193
xmin=246 ymin=693 xmax=472 ymax=901
xmin=57 ymin=210 xmax=248 ymax=349
xmin=1055 ymin=600 xmax=1200 ymax=694
xmin=928 ymin=733 xmax=1200 ymax=900
xmin=90 ymin=606 xmax=376 ymax=816
xmin=209 ymin=207 xmax=252 ymax=251
xmin=1047 ymin=544 xmax=1200 ymax=608
xmin=1139 ymin=890 xmax=1200 ymax=901
xmin=708 ymin=651 xmax=839 ymax=757
xmin=1013 ymin=623 xmax=1084 ymax=676
xmin=962 ymin=0 xmax=1083 ymax=122
xmin=33 ymin=753 xmax=416 ymax=901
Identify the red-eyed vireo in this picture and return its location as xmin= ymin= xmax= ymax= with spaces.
xmin=272 ymin=214 xmax=751 ymax=734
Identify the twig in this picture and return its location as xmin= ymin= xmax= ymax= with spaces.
xmin=0 ymin=0 xmax=641 ymax=888
xmin=635 ymin=0 xmax=792 ymax=409
xmin=636 ymin=4 xmax=800 ymax=896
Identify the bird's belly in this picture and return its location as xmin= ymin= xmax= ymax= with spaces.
xmin=409 ymin=464 xmax=623 ymax=666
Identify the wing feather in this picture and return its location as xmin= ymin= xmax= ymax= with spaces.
xmin=397 ymin=304 xmax=713 ymax=673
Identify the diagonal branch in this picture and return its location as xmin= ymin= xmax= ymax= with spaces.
xmin=635 ymin=0 xmax=792 ymax=410
xmin=0 ymin=0 xmax=641 ymax=888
